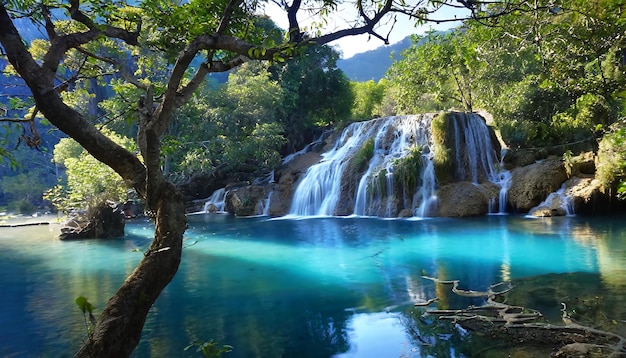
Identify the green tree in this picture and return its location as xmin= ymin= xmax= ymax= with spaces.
xmin=350 ymin=79 xmax=388 ymax=120
xmin=162 ymin=61 xmax=286 ymax=178
xmin=388 ymin=30 xmax=481 ymax=113
xmin=270 ymin=44 xmax=353 ymax=151
xmin=0 ymin=0 xmax=525 ymax=356
xmin=47 ymin=129 xmax=136 ymax=211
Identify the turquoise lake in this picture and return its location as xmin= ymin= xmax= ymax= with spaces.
xmin=1 ymin=214 xmax=625 ymax=357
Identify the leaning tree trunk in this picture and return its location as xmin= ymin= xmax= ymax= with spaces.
xmin=0 ymin=9 xmax=188 ymax=357
xmin=75 ymin=182 xmax=186 ymax=357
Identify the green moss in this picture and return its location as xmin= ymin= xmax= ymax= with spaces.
xmin=393 ymin=146 xmax=423 ymax=198
xmin=432 ymin=111 xmax=454 ymax=185
xmin=350 ymin=137 xmax=375 ymax=173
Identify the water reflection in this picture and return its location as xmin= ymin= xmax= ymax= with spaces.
xmin=0 ymin=215 xmax=625 ymax=357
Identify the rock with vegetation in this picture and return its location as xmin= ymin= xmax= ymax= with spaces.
xmin=59 ymin=201 xmax=125 ymax=240
xmin=564 ymin=177 xmax=613 ymax=215
xmin=225 ymin=185 xmax=270 ymax=216
xmin=508 ymin=157 xmax=568 ymax=213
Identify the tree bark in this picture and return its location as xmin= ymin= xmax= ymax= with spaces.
xmin=0 ymin=6 xmax=187 ymax=357
xmin=75 ymin=183 xmax=186 ymax=357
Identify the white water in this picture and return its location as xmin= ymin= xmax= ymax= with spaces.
xmin=202 ymin=188 xmax=226 ymax=213
xmin=289 ymin=120 xmax=380 ymax=216
xmin=529 ymin=184 xmax=575 ymax=216
xmin=290 ymin=115 xmax=435 ymax=217
xmin=260 ymin=191 xmax=273 ymax=216
xmin=449 ymin=113 xmax=511 ymax=214
xmin=290 ymin=113 xmax=512 ymax=218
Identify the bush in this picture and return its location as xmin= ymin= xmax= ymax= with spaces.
xmin=596 ymin=125 xmax=626 ymax=194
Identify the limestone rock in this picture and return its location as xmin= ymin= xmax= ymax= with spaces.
xmin=225 ymin=185 xmax=269 ymax=217
xmin=502 ymin=148 xmax=548 ymax=169
xmin=435 ymin=181 xmax=491 ymax=217
xmin=508 ymin=157 xmax=567 ymax=213
xmin=268 ymin=151 xmax=323 ymax=216
xmin=567 ymin=151 xmax=596 ymax=177
xmin=564 ymin=177 xmax=611 ymax=215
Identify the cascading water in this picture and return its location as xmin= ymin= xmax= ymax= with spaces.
xmin=529 ymin=184 xmax=575 ymax=216
xmin=290 ymin=115 xmax=435 ymax=217
xmin=448 ymin=113 xmax=511 ymax=214
xmin=289 ymin=121 xmax=381 ymax=216
xmin=202 ymin=188 xmax=226 ymax=213
xmin=288 ymin=112 xmax=509 ymax=218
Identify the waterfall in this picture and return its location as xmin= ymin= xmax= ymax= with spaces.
xmin=449 ymin=113 xmax=499 ymax=183
xmin=290 ymin=115 xmax=434 ymax=217
xmin=289 ymin=120 xmax=379 ymax=216
xmin=529 ymin=184 xmax=575 ymax=216
xmin=414 ymin=157 xmax=437 ymax=217
xmin=261 ymin=191 xmax=273 ymax=216
xmin=449 ymin=113 xmax=511 ymax=214
xmin=288 ymin=113 xmax=506 ymax=218
xmin=203 ymin=188 xmax=226 ymax=213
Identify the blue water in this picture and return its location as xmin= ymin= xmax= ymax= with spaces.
xmin=1 ymin=214 xmax=625 ymax=357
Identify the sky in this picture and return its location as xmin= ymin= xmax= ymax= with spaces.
xmin=261 ymin=2 xmax=470 ymax=59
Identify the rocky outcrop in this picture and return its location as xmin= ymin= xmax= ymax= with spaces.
xmin=564 ymin=177 xmax=611 ymax=215
xmin=225 ymin=185 xmax=270 ymax=216
xmin=435 ymin=181 xmax=500 ymax=217
xmin=268 ymin=151 xmax=323 ymax=216
xmin=59 ymin=201 xmax=125 ymax=240
xmin=508 ymin=157 xmax=568 ymax=213
xmin=567 ymin=151 xmax=596 ymax=177
xmin=503 ymin=148 xmax=549 ymax=169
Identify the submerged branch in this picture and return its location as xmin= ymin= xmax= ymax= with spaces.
xmin=418 ymin=276 xmax=626 ymax=356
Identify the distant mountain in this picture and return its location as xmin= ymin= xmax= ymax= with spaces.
xmin=337 ymin=36 xmax=414 ymax=82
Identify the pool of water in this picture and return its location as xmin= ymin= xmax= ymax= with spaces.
xmin=1 ymin=214 xmax=625 ymax=357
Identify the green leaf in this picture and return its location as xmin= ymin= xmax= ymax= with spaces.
xmin=75 ymin=296 xmax=94 ymax=314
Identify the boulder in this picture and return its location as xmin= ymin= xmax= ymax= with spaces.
xmin=502 ymin=148 xmax=548 ymax=169
xmin=508 ymin=157 xmax=567 ymax=213
xmin=435 ymin=181 xmax=493 ymax=217
xmin=564 ymin=177 xmax=611 ymax=215
xmin=567 ymin=151 xmax=596 ymax=177
xmin=528 ymin=194 xmax=570 ymax=217
xmin=59 ymin=201 xmax=125 ymax=240
xmin=225 ymin=185 xmax=270 ymax=216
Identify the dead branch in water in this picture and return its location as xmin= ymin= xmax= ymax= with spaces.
xmin=417 ymin=276 xmax=626 ymax=357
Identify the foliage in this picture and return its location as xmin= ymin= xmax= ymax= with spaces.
xmin=350 ymin=80 xmax=388 ymax=120
xmin=184 ymin=340 xmax=233 ymax=358
xmin=393 ymin=146 xmax=423 ymax=198
xmin=46 ymin=130 xmax=135 ymax=212
xmin=75 ymin=296 xmax=96 ymax=335
xmin=387 ymin=0 xmax=626 ymax=150
xmin=163 ymin=61 xmax=286 ymax=178
xmin=349 ymin=137 xmax=375 ymax=173
xmin=269 ymin=44 xmax=354 ymax=150
xmin=387 ymin=30 xmax=479 ymax=113
xmin=431 ymin=112 xmax=453 ymax=184
xmin=597 ymin=124 xmax=626 ymax=195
